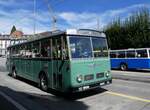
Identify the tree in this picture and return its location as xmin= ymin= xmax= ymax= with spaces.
xmin=10 ymin=25 xmax=16 ymax=34
xmin=105 ymin=8 xmax=150 ymax=49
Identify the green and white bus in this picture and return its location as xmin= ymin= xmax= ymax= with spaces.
xmin=6 ymin=29 xmax=112 ymax=92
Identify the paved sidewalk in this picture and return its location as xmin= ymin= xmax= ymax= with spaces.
xmin=112 ymin=70 xmax=150 ymax=83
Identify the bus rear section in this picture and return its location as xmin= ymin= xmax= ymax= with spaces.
xmin=67 ymin=33 xmax=112 ymax=92
xmin=110 ymin=48 xmax=150 ymax=71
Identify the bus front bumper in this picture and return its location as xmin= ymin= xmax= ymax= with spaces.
xmin=69 ymin=79 xmax=112 ymax=92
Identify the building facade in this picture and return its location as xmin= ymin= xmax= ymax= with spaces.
xmin=0 ymin=34 xmax=31 ymax=56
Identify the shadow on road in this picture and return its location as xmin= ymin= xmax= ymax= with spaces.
xmin=7 ymin=74 xmax=107 ymax=100
xmin=64 ymin=88 xmax=107 ymax=100
xmin=0 ymin=84 xmax=107 ymax=110
xmin=0 ymin=85 xmax=90 ymax=110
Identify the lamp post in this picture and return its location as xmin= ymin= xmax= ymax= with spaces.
xmin=33 ymin=0 xmax=36 ymax=35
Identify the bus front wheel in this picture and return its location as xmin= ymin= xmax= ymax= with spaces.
xmin=40 ymin=74 xmax=48 ymax=91
xmin=120 ymin=63 xmax=127 ymax=71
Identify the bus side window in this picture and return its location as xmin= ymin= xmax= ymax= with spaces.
xmin=11 ymin=47 xmax=19 ymax=57
xmin=61 ymin=36 xmax=69 ymax=60
xmin=118 ymin=51 xmax=125 ymax=58
xmin=127 ymin=51 xmax=135 ymax=58
xmin=40 ymin=39 xmax=52 ymax=58
xmin=52 ymin=38 xmax=61 ymax=59
xmin=136 ymin=50 xmax=148 ymax=58
xmin=41 ymin=48 xmax=48 ymax=57
xmin=110 ymin=52 xmax=116 ymax=58
xmin=32 ymin=42 xmax=40 ymax=58
xmin=21 ymin=45 xmax=26 ymax=57
xmin=52 ymin=36 xmax=68 ymax=60
xmin=10 ymin=48 xmax=14 ymax=57
xmin=6 ymin=49 xmax=10 ymax=58
xmin=25 ymin=44 xmax=32 ymax=58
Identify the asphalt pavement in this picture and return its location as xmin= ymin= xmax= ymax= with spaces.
xmin=0 ymin=57 xmax=7 ymax=72
xmin=0 ymin=94 xmax=19 ymax=110
xmin=112 ymin=70 xmax=150 ymax=83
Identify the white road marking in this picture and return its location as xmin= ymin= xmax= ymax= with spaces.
xmin=0 ymin=91 xmax=28 ymax=110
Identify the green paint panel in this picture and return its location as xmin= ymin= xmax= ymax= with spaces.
xmin=7 ymin=58 xmax=71 ymax=92
xmin=7 ymin=57 xmax=111 ymax=92
xmin=70 ymin=58 xmax=111 ymax=87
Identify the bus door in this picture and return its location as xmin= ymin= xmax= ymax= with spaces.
xmin=52 ymin=37 xmax=63 ymax=89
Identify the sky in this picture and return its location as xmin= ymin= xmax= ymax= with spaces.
xmin=0 ymin=0 xmax=150 ymax=34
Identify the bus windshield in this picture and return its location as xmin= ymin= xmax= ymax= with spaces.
xmin=92 ymin=37 xmax=108 ymax=58
xmin=69 ymin=36 xmax=108 ymax=59
xmin=69 ymin=36 xmax=93 ymax=58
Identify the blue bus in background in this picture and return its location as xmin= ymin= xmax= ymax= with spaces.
xmin=110 ymin=48 xmax=150 ymax=71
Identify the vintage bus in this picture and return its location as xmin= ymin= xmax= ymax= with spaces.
xmin=110 ymin=48 xmax=150 ymax=71
xmin=6 ymin=29 xmax=112 ymax=92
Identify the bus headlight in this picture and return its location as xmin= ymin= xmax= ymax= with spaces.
xmin=76 ymin=75 xmax=83 ymax=83
xmin=105 ymin=71 xmax=110 ymax=77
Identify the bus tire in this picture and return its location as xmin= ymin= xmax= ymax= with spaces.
xmin=120 ymin=63 xmax=127 ymax=71
xmin=12 ymin=69 xmax=17 ymax=79
xmin=39 ymin=73 xmax=48 ymax=91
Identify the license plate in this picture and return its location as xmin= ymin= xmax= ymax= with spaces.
xmin=83 ymin=86 xmax=89 ymax=90
xmin=100 ymin=82 xmax=105 ymax=86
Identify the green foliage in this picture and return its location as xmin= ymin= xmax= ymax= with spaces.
xmin=10 ymin=25 xmax=16 ymax=34
xmin=105 ymin=8 xmax=150 ymax=49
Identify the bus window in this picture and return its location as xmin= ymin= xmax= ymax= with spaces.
xmin=47 ymin=39 xmax=52 ymax=58
xmin=52 ymin=36 xmax=68 ymax=60
xmin=25 ymin=44 xmax=32 ymax=58
xmin=6 ymin=49 xmax=10 ymax=58
xmin=11 ymin=47 xmax=14 ymax=57
xmin=52 ymin=38 xmax=62 ymax=59
xmin=41 ymin=39 xmax=51 ymax=58
xmin=118 ymin=51 xmax=125 ymax=58
xmin=61 ymin=36 xmax=69 ymax=60
xmin=136 ymin=50 xmax=148 ymax=58
xmin=11 ymin=47 xmax=19 ymax=57
xmin=41 ymin=40 xmax=50 ymax=57
xmin=127 ymin=51 xmax=135 ymax=58
xmin=32 ymin=42 xmax=40 ymax=58
xmin=19 ymin=45 xmax=26 ymax=57
xmin=92 ymin=37 xmax=108 ymax=57
xmin=69 ymin=37 xmax=92 ymax=58
xmin=110 ymin=52 xmax=117 ymax=58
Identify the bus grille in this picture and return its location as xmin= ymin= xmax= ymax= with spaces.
xmin=84 ymin=74 xmax=94 ymax=81
xmin=96 ymin=73 xmax=104 ymax=79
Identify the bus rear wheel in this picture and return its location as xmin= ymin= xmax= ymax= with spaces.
xmin=120 ymin=63 xmax=127 ymax=71
xmin=40 ymin=74 xmax=48 ymax=91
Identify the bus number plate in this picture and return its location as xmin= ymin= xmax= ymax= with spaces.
xmin=83 ymin=86 xmax=89 ymax=90
xmin=100 ymin=82 xmax=105 ymax=86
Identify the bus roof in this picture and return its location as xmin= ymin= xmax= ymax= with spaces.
xmin=66 ymin=29 xmax=106 ymax=37
xmin=7 ymin=30 xmax=65 ymax=49
xmin=7 ymin=29 xmax=106 ymax=49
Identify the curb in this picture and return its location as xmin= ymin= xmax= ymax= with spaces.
xmin=112 ymin=75 xmax=150 ymax=83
